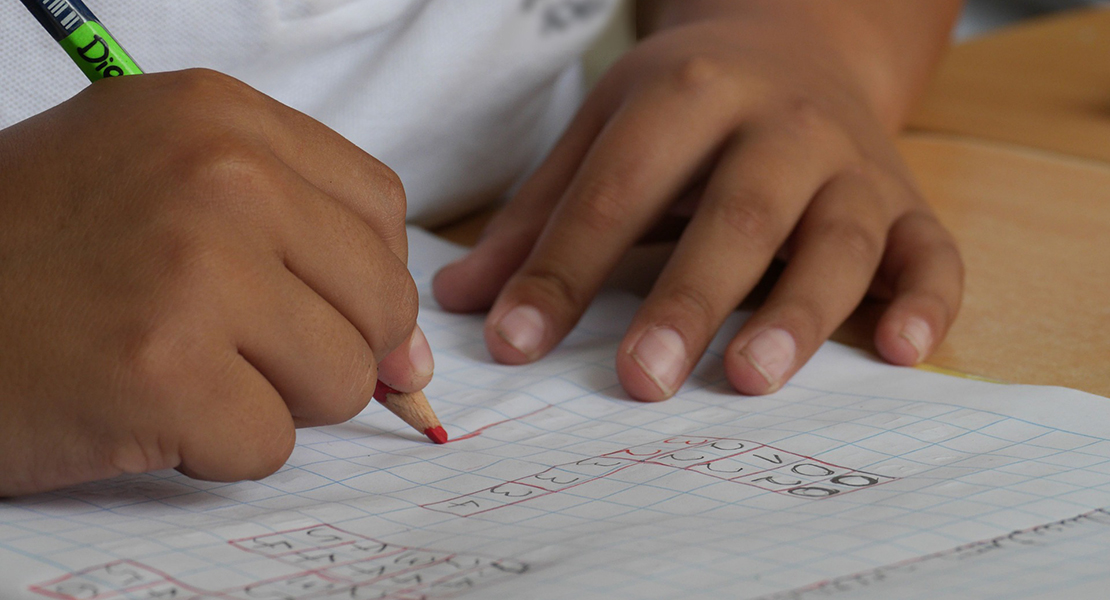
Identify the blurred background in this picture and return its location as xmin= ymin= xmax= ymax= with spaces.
xmin=586 ymin=0 xmax=1110 ymax=83
xmin=959 ymin=0 xmax=1108 ymax=37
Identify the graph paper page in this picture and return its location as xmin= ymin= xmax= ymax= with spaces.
xmin=759 ymin=507 xmax=1110 ymax=600
xmin=3 ymin=228 xmax=1110 ymax=600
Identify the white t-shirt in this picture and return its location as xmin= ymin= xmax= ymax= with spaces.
xmin=1 ymin=0 xmax=619 ymax=225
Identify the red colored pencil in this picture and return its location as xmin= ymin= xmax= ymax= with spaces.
xmin=373 ymin=381 xmax=448 ymax=444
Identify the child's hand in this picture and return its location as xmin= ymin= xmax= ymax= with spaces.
xmin=434 ymin=10 xmax=962 ymax=401
xmin=0 ymin=70 xmax=431 ymax=496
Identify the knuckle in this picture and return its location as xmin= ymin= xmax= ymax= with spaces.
xmin=174 ymin=137 xmax=272 ymax=193
xmin=780 ymin=98 xmax=836 ymax=139
xmin=818 ymin=219 xmax=884 ymax=265
xmin=711 ymin=197 xmax=781 ymax=251
xmin=377 ymin=163 xmax=406 ymax=203
xmin=164 ymin=68 xmax=255 ymax=107
xmin=660 ymin=283 xmax=718 ymax=330
xmin=568 ymin=177 xmax=629 ymax=234
xmin=169 ymin=139 xmax=287 ymax=220
xmin=670 ymin=55 xmax=729 ymax=96
xmin=776 ymin=301 xmax=825 ymax=348
xmin=851 ymin=161 xmax=905 ymax=201
xmin=373 ymin=272 xmax=420 ymax=354
xmin=518 ymin=265 xmax=586 ymax=313
xmin=106 ymin=431 xmax=175 ymax=476
xmin=119 ymin=319 xmax=201 ymax=397
xmin=377 ymin=166 xmax=408 ymax=231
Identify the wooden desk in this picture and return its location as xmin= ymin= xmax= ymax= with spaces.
xmin=879 ymin=135 xmax=1108 ymax=396
xmin=909 ymin=9 xmax=1110 ymax=163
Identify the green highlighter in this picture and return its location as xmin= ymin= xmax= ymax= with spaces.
xmin=20 ymin=0 xmax=142 ymax=81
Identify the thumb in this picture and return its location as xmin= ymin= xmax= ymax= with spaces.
xmin=375 ymin=324 xmax=435 ymax=393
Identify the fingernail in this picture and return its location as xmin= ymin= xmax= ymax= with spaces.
xmin=631 ymin=327 xmax=686 ymax=397
xmin=495 ymin=305 xmax=546 ymax=357
xmin=409 ymin=325 xmax=435 ymax=377
xmin=743 ymin=328 xmax=795 ymax=389
xmin=899 ymin=317 xmax=932 ymax=364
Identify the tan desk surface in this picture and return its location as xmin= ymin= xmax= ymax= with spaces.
xmin=856 ymin=135 xmax=1109 ymax=397
xmin=909 ymin=9 xmax=1110 ymax=163
xmin=434 ymin=135 xmax=1110 ymax=397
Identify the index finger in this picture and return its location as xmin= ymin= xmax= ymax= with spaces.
xmin=484 ymin=77 xmax=742 ymax=364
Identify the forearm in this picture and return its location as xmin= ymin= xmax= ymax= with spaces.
xmin=636 ymin=0 xmax=963 ymax=130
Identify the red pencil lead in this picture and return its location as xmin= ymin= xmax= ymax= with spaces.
xmin=424 ymin=426 xmax=449 ymax=445
xmin=373 ymin=381 xmax=445 ymax=444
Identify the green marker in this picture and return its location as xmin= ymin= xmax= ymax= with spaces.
xmin=20 ymin=0 xmax=142 ymax=81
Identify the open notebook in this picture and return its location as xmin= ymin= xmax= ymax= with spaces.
xmin=3 ymin=228 xmax=1110 ymax=600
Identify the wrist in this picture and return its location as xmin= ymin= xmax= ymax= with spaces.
xmin=637 ymin=0 xmax=960 ymax=131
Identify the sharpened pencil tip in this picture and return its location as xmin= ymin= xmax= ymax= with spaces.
xmin=424 ymin=426 xmax=449 ymax=444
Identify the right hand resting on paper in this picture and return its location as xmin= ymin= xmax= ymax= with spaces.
xmin=0 ymin=69 xmax=433 ymax=497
